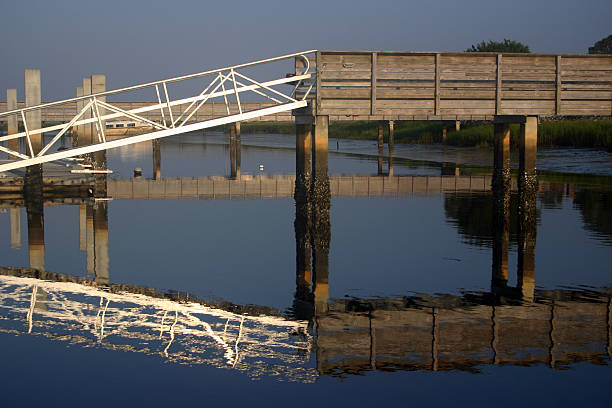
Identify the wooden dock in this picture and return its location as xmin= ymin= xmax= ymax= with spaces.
xmin=297 ymin=51 xmax=612 ymax=121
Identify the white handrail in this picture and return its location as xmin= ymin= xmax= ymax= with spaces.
xmin=0 ymin=50 xmax=317 ymax=117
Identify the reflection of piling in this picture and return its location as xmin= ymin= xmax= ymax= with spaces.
xmin=10 ymin=208 xmax=21 ymax=250
xmin=294 ymin=109 xmax=314 ymax=319
xmin=6 ymin=89 xmax=19 ymax=158
xmin=94 ymin=201 xmax=109 ymax=285
xmin=517 ymin=117 xmax=537 ymax=301
xmin=235 ymin=122 xmax=241 ymax=178
xmin=292 ymin=109 xmax=331 ymax=318
xmin=153 ymin=139 xmax=162 ymax=180
xmin=86 ymin=202 xmax=109 ymax=285
xmin=431 ymin=308 xmax=439 ymax=371
xmin=92 ymin=151 xmax=108 ymax=197
xmin=228 ymin=122 xmax=242 ymax=178
xmin=229 ymin=124 xmax=236 ymax=178
xmin=79 ymin=204 xmax=86 ymax=251
xmin=24 ymin=171 xmax=44 ymax=271
xmin=312 ymin=115 xmax=330 ymax=316
xmin=492 ymin=123 xmax=511 ymax=289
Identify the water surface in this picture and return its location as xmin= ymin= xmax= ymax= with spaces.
xmin=0 ymin=131 xmax=611 ymax=406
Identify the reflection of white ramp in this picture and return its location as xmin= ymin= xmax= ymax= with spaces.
xmin=0 ymin=50 xmax=315 ymax=173
xmin=0 ymin=274 xmax=315 ymax=382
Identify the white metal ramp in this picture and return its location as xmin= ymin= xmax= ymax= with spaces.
xmin=0 ymin=50 xmax=316 ymax=173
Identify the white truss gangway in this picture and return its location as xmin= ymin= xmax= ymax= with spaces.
xmin=0 ymin=50 xmax=316 ymax=173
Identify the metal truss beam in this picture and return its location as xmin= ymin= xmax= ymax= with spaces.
xmin=0 ymin=50 xmax=315 ymax=173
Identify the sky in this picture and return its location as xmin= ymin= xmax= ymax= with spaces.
xmin=0 ymin=0 xmax=610 ymax=101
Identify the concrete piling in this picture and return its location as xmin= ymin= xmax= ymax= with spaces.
xmin=25 ymin=69 xmax=41 ymax=155
xmin=75 ymin=86 xmax=83 ymax=147
xmin=6 ymin=89 xmax=18 ymax=158
xmin=82 ymin=77 xmax=92 ymax=145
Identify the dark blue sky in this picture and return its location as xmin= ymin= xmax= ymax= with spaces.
xmin=1 ymin=0 xmax=610 ymax=100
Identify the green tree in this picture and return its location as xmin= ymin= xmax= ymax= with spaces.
xmin=466 ymin=39 xmax=530 ymax=53
xmin=588 ymin=34 xmax=612 ymax=54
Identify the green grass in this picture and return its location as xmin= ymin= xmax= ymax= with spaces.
xmin=445 ymin=120 xmax=612 ymax=150
xmin=219 ymin=118 xmax=612 ymax=150
xmin=329 ymin=119 xmax=612 ymax=150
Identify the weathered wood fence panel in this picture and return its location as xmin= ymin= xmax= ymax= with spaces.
xmin=304 ymin=51 xmax=612 ymax=120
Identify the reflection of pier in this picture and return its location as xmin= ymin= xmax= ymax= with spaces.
xmin=0 ymin=267 xmax=314 ymax=382
xmin=1 ymin=109 xmax=610 ymax=379
xmin=0 ymin=265 xmax=609 ymax=379
xmin=316 ymin=289 xmax=611 ymax=375
xmin=107 ymin=175 xmax=496 ymax=200
xmin=1 ymin=174 xmax=508 ymax=203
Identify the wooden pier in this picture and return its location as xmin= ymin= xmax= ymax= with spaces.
xmin=298 ymin=51 xmax=612 ymax=121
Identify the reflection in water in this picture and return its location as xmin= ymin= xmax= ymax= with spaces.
xmin=0 ymin=143 xmax=610 ymax=382
xmin=0 ymin=268 xmax=314 ymax=382
xmin=153 ymin=139 xmax=161 ymax=180
xmin=574 ymin=189 xmax=612 ymax=245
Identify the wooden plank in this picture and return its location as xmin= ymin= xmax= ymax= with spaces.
xmin=377 ymin=65 xmax=435 ymax=73
xmin=378 ymin=88 xmax=435 ymax=98
xmin=502 ymin=55 xmax=556 ymax=65
xmin=440 ymin=99 xmax=495 ymax=109
xmin=435 ymin=53 xmax=440 ymax=116
xmin=439 ymin=55 xmax=496 ymax=65
xmin=496 ymin=54 xmax=502 ymax=114
xmin=377 ymin=72 xmax=435 ymax=80
xmin=556 ymin=55 xmax=562 ymax=115
xmin=380 ymin=80 xmax=435 ymax=88
xmin=376 ymin=54 xmax=435 ymax=66
xmin=376 ymin=100 xmax=435 ymax=108
xmin=321 ymin=80 xmax=372 ymax=87
xmin=441 ymin=89 xmax=496 ymax=99
xmin=561 ymin=100 xmax=612 ymax=110
xmin=502 ymin=90 xmax=556 ymax=99
xmin=319 ymin=53 xmax=372 ymax=69
xmin=321 ymin=99 xmax=370 ymax=108
xmin=501 ymin=100 xmax=555 ymax=115
xmin=441 ymin=81 xmax=496 ymax=89
xmin=440 ymin=72 xmax=498 ymax=81
xmin=560 ymin=56 xmax=612 ymax=68
xmin=440 ymin=108 xmax=495 ymax=115
xmin=561 ymin=72 xmax=612 ymax=81
xmin=371 ymin=52 xmax=377 ymax=115
xmin=320 ymin=71 xmax=371 ymax=80
xmin=501 ymin=83 xmax=556 ymax=91
xmin=562 ymin=90 xmax=612 ymax=100
xmin=501 ymin=73 xmax=556 ymax=81
xmin=320 ymin=87 xmax=371 ymax=99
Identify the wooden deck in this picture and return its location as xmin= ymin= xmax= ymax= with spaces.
xmin=297 ymin=51 xmax=612 ymax=121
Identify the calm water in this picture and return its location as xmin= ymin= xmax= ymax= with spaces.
xmin=1 ymin=131 xmax=611 ymax=407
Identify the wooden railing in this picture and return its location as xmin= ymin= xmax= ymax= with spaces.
xmin=297 ymin=51 xmax=612 ymax=120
